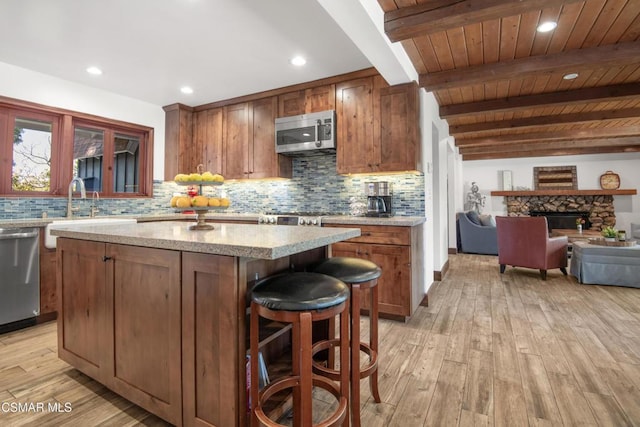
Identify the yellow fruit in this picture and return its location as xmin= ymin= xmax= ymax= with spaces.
xmin=208 ymin=197 xmax=221 ymax=207
xmin=201 ymin=171 xmax=215 ymax=181
xmin=170 ymin=196 xmax=180 ymax=207
xmin=174 ymin=173 xmax=189 ymax=182
xmin=219 ymin=198 xmax=230 ymax=207
xmin=212 ymin=174 xmax=224 ymax=182
xmin=192 ymin=196 xmax=209 ymax=207
xmin=175 ymin=197 xmax=191 ymax=208
xmin=188 ymin=173 xmax=202 ymax=181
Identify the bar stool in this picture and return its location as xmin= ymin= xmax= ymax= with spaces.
xmin=250 ymin=272 xmax=351 ymax=427
xmin=311 ymin=257 xmax=382 ymax=427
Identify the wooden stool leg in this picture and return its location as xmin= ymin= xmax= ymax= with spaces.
xmin=370 ymin=282 xmax=381 ymax=403
xmin=299 ymin=312 xmax=313 ymax=427
xmin=340 ymin=303 xmax=350 ymax=427
xmin=292 ymin=320 xmax=302 ymax=426
xmin=351 ymin=284 xmax=361 ymax=427
xmin=250 ymin=302 xmax=260 ymax=427
xmin=327 ymin=314 xmax=337 ymax=369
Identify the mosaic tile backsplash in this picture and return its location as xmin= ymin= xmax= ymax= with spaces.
xmin=0 ymin=154 xmax=425 ymax=219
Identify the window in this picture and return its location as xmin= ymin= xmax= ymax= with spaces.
xmin=0 ymin=97 xmax=153 ymax=197
xmin=12 ymin=115 xmax=56 ymax=193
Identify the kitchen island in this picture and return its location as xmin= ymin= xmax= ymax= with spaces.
xmin=52 ymin=221 xmax=360 ymax=427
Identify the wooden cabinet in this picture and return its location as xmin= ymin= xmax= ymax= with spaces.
xmin=278 ymin=90 xmax=305 ymax=117
xmin=336 ymin=78 xmax=374 ymax=174
xmin=326 ymin=224 xmax=424 ymax=321
xmin=277 ymin=84 xmax=336 ymax=117
xmin=57 ymin=239 xmax=110 ymax=382
xmin=57 ymin=239 xmax=182 ymax=425
xmin=193 ymin=108 xmax=223 ymax=175
xmin=182 ymin=252 xmax=241 ymax=427
xmin=374 ymin=77 xmax=420 ymax=172
xmin=336 ymin=76 xmax=420 ymax=174
xmin=107 ymin=244 xmax=182 ymax=425
xmin=221 ymin=99 xmax=291 ymax=179
xmin=39 ymin=229 xmax=57 ymax=316
xmin=163 ymin=103 xmax=194 ymax=180
xmin=222 ymin=103 xmax=251 ymax=179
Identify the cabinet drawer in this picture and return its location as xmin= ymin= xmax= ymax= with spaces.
xmin=325 ymin=224 xmax=410 ymax=245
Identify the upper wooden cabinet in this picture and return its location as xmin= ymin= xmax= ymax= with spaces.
xmin=164 ymin=69 xmax=420 ymax=178
xmin=222 ymin=103 xmax=251 ymax=179
xmin=337 ymin=76 xmax=420 ymax=174
xmin=336 ymin=78 xmax=374 ymax=174
xmin=251 ymin=97 xmax=291 ymax=179
xmin=193 ymin=108 xmax=223 ymax=175
xmin=163 ymin=103 xmax=193 ymax=180
xmin=374 ymin=77 xmax=421 ymax=173
xmin=222 ymin=99 xmax=291 ymax=180
xmin=277 ymin=84 xmax=336 ymax=117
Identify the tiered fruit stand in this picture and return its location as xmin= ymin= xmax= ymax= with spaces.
xmin=174 ymin=181 xmax=226 ymax=230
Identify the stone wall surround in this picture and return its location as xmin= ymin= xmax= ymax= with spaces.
xmin=505 ymin=195 xmax=616 ymax=231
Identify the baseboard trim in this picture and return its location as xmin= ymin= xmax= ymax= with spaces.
xmin=434 ymin=259 xmax=450 ymax=282
xmin=448 ymin=247 xmax=458 ymax=254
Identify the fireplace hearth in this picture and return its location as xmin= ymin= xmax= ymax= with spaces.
xmin=530 ymin=211 xmax=591 ymax=231
xmin=503 ymin=194 xmax=616 ymax=231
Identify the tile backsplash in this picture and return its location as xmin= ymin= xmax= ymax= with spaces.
xmin=0 ymin=154 xmax=425 ymax=219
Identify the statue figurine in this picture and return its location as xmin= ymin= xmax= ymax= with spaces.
xmin=466 ymin=182 xmax=486 ymax=213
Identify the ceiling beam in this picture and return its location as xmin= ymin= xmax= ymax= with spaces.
xmin=420 ymin=42 xmax=640 ymax=91
xmin=458 ymin=136 xmax=640 ymax=155
xmin=440 ymin=83 xmax=640 ymax=118
xmin=449 ymin=108 xmax=640 ymax=136
xmin=462 ymin=145 xmax=640 ymax=161
xmin=455 ymin=126 xmax=640 ymax=147
xmin=384 ymin=0 xmax=584 ymax=42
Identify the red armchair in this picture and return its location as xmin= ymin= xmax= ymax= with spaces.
xmin=496 ymin=216 xmax=568 ymax=280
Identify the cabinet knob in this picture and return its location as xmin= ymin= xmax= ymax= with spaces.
xmin=102 ymin=256 xmax=112 ymax=262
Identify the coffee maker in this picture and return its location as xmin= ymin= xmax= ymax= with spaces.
xmin=365 ymin=182 xmax=393 ymax=217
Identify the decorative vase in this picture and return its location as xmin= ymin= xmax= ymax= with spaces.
xmin=604 ymin=237 xmax=616 ymax=242
xmin=577 ymin=224 xmax=582 ymax=233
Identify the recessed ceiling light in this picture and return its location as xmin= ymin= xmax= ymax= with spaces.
xmin=537 ymin=21 xmax=557 ymax=33
xmin=180 ymin=86 xmax=194 ymax=94
xmin=86 ymin=66 xmax=102 ymax=75
xmin=563 ymin=73 xmax=579 ymax=80
xmin=290 ymin=56 xmax=306 ymax=66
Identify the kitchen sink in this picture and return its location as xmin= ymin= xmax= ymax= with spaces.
xmin=44 ymin=218 xmax=137 ymax=249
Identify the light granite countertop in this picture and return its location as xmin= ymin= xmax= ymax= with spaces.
xmin=0 ymin=213 xmax=424 ymax=228
xmin=321 ymin=215 xmax=425 ymax=226
xmin=50 ymin=221 xmax=361 ymax=260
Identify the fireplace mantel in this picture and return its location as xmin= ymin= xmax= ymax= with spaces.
xmin=491 ymin=189 xmax=637 ymax=197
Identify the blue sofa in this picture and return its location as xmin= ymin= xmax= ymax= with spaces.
xmin=457 ymin=211 xmax=498 ymax=255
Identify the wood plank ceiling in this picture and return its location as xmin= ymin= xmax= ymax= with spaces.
xmin=379 ymin=0 xmax=640 ymax=160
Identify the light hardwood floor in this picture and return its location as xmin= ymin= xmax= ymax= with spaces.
xmin=1 ymin=253 xmax=640 ymax=426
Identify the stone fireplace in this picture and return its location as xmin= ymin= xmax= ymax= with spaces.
xmin=505 ymin=195 xmax=616 ymax=231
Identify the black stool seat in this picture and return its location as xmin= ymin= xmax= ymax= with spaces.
xmin=311 ymin=257 xmax=382 ymax=427
xmin=312 ymin=257 xmax=382 ymax=284
xmin=252 ymin=272 xmax=350 ymax=311
xmin=249 ymin=271 xmax=350 ymax=426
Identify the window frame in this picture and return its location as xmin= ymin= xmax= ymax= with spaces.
xmin=0 ymin=96 xmax=154 ymax=198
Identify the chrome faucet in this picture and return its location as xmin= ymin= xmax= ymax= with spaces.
xmin=90 ymin=191 xmax=100 ymax=218
xmin=67 ymin=177 xmax=86 ymax=218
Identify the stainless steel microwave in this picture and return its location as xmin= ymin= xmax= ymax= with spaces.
xmin=275 ymin=110 xmax=335 ymax=155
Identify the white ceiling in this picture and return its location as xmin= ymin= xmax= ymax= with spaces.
xmin=0 ymin=0 xmax=374 ymax=107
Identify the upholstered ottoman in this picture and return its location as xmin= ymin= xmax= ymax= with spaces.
xmin=570 ymin=241 xmax=640 ymax=288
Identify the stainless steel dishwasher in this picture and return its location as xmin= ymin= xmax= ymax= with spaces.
xmin=0 ymin=228 xmax=40 ymax=331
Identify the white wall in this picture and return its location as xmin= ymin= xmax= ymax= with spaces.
xmin=462 ymin=152 xmax=640 ymax=233
xmin=420 ymin=89 xmax=451 ymax=285
xmin=0 ymin=61 xmax=166 ymax=180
